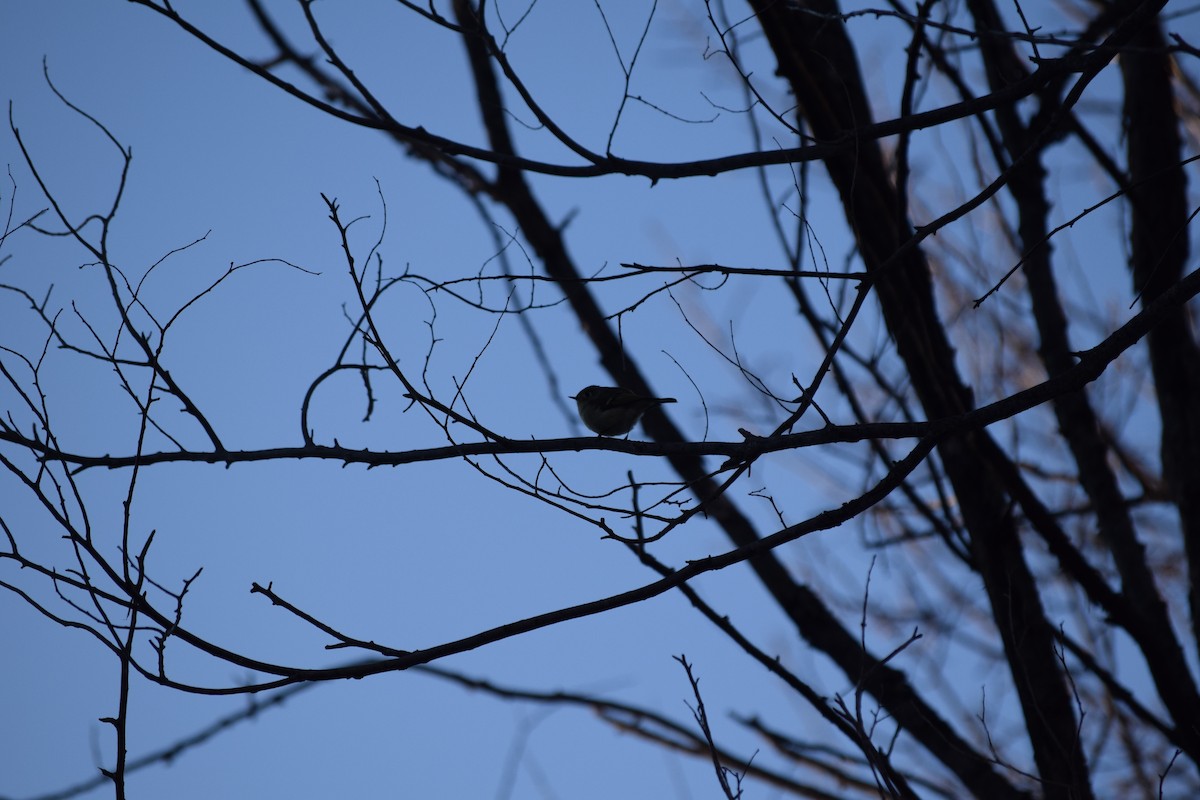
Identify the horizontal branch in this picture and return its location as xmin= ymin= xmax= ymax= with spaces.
xmin=127 ymin=0 xmax=1105 ymax=182
xmin=15 ymin=261 xmax=1200 ymax=473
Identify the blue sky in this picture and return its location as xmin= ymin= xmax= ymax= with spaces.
xmin=0 ymin=3 xmax=857 ymax=798
xmin=4 ymin=2 xmax=1195 ymax=798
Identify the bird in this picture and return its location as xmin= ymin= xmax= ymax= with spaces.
xmin=570 ymin=385 xmax=677 ymax=436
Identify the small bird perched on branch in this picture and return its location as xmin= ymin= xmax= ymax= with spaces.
xmin=571 ymin=385 xmax=677 ymax=436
